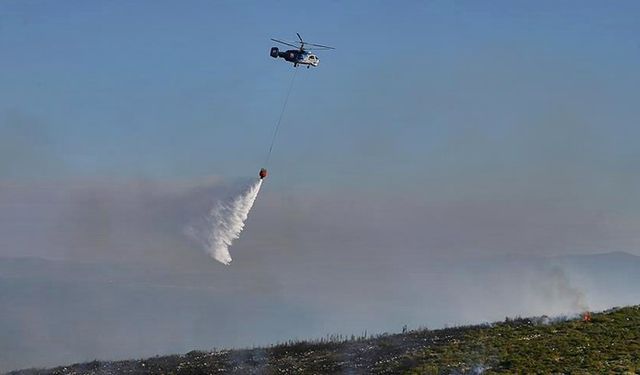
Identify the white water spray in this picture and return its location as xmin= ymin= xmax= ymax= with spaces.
xmin=188 ymin=178 xmax=263 ymax=265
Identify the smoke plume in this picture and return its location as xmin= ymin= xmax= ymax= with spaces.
xmin=188 ymin=178 xmax=263 ymax=264
xmin=542 ymin=265 xmax=588 ymax=313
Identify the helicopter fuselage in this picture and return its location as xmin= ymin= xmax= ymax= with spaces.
xmin=270 ymin=47 xmax=319 ymax=67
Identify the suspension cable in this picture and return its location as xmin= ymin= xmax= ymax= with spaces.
xmin=264 ymin=68 xmax=298 ymax=166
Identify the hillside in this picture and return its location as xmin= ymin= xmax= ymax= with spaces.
xmin=9 ymin=305 xmax=640 ymax=374
xmin=3 ymin=252 xmax=639 ymax=371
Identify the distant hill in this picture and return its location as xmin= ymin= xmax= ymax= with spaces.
xmin=8 ymin=305 xmax=640 ymax=374
xmin=2 ymin=252 xmax=639 ymax=372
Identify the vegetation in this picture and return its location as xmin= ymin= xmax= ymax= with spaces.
xmin=8 ymin=306 xmax=640 ymax=374
xmin=403 ymin=307 xmax=640 ymax=374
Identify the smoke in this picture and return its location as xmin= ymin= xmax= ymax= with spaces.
xmin=187 ymin=178 xmax=263 ymax=265
xmin=541 ymin=265 xmax=588 ymax=313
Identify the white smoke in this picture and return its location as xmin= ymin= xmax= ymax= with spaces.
xmin=187 ymin=178 xmax=263 ymax=265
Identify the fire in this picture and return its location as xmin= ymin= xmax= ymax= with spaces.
xmin=582 ymin=311 xmax=592 ymax=322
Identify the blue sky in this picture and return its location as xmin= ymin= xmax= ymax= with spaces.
xmin=2 ymin=0 xmax=640 ymax=253
xmin=2 ymin=1 xmax=639 ymax=196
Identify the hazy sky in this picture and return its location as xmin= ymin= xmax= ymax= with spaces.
xmin=1 ymin=0 xmax=640 ymax=370
xmin=2 ymin=0 xmax=639 ymax=254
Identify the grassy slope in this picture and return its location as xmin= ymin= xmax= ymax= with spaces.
xmin=404 ymin=306 xmax=640 ymax=374
xmin=9 ymin=306 xmax=640 ymax=375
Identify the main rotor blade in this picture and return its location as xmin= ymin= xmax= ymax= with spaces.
xmin=304 ymin=42 xmax=335 ymax=49
xmin=296 ymin=33 xmax=303 ymax=42
xmin=271 ymin=38 xmax=299 ymax=48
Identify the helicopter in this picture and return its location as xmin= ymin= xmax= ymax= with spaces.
xmin=270 ymin=33 xmax=334 ymax=68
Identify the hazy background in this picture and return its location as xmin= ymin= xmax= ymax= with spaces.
xmin=1 ymin=0 xmax=640 ymax=371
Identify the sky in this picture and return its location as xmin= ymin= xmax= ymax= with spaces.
xmin=2 ymin=0 xmax=639 ymax=254
xmin=1 ymin=0 xmax=640 ymax=371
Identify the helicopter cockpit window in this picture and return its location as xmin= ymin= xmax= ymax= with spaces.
xmin=309 ymin=56 xmax=316 ymax=60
